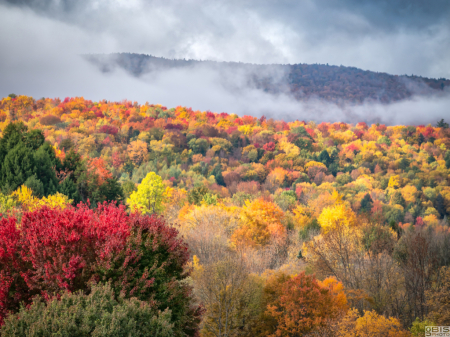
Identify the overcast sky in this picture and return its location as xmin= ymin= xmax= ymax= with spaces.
xmin=0 ymin=0 xmax=449 ymax=123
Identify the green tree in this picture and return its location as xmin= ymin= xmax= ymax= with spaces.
xmin=33 ymin=145 xmax=59 ymax=196
xmin=211 ymin=164 xmax=225 ymax=186
xmin=24 ymin=174 xmax=45 ymax=198
xmin=58 ymin=177 xmax=80 ymax=203
xmin=97 ymin=178 xmax=124 ymax=204
xmin=435 ymin=193 xmax=446 ymax=218
xmin=121 ymin=180 xmax=137 ymax=199
xmin=38 ymin=142 xmax=62 ymax=170
xmin=360 ymin=193 xmax=373 ymax=213
xmin=188 ymin=138 xmax=209 ymax=155
xmin=0 ymin=123 xmax=60 ymax=196
xmin=391 ymin=191 xmax=406 ymax=207
xmin=0 ymin=283 xmax=174 ymax=337
xmin=437 ymin=119 xmax=449 ymax=128
xmin=410 ymin=318 xmax=436 ymax=337
xmin=127 ymin=172 xmax=166 ymax=214
xmin=318 ymin=149 xmax=331 ymax=166
xmin=23 ymin=129 xmax=45 ymax=151
xmin=418 ymin=133 xmax=425 ymax=146
xmin=0 ymin=143 xmax=35 ymax=193
xmin=188 ymin=186 xmax=209 ymax=205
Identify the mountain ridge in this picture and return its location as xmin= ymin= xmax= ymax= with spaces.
xmin=85 ymin=53 xmax=450 ymax=105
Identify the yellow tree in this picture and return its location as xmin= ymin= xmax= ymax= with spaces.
xmin=317 ymin=199 xmax=357 ymax=234
xmin=127 ymin=172 xmax=167 ymax=214
xmin=337 ymin=309 xmax=410 ymax=337
xmin=388 ymin=175 xmax=401 ymax=189
xmin=12 ymin=185 xmax=72 ymax=211
xmin=303 ymin=196 xmax=363 ymax=288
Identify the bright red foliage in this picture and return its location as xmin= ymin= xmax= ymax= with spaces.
xmin=20 ymin=203 xmax=130 ymax=294
xmin=263 ymin=142 xmax=275 ymax=152
xmin=0 ymin=217 xmax=27 ymax=325
xmin=0 ymin=203 xmax=200 ymax=332
xmin=98 ymin=125 xmax=118 ymax=135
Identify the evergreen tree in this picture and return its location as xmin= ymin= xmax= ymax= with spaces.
xmin=62 ymin=149 xmax=82 ymax=175
xmin=0 ymin=143 xmax=35 ymax=193
xmin=23 ymin=129 xmax=45 ymax=150
xmin=33 ymin=145 xmax=59 ymax=196
xmin=360 ymin=193 xmax=373 ymax=213
xmin=38 ymin=141 xmax=62 ymax=171
xmin=318 ymin=149 xmax=331 ymax=166
xmin=98 ymin=178 xmax=124 ymax=204
xmin=24 ymin=174 xmax=45 ymax=198
xmin=435 ymin=193 xmax=446 ymax=218
xmin=0 ymin=122 xmax=28 ymax=166
xmin=417 ymin=133 xmax=425 ymax=146
xmin=211 ymin=164 xmax=225 ymax=186
xmin=437 ymin=119 xmax=449 ymax=128
xmin=59 ymin=177 xmax=80 ymax=203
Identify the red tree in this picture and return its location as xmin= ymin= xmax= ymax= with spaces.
xmin=0 ymin=203 xmax=202 ymax=335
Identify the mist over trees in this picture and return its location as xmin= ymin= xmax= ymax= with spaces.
xmin=86 ymin=53 xmax=450 ymax=104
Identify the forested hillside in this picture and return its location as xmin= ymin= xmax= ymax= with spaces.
xmin=1 ymin=94 xmax=450 ymax=336
xmin=87 ymin=53 xmax=450 ymax=104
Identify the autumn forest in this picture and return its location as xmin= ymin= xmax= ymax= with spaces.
xmin=0 ymin=94 xmax=450 ymax=336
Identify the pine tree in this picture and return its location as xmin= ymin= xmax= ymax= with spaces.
xmin=1 ymin=143 xmax=35 ymax=193
xmin=24 ymin=174 xmax=45 ymax=198
xmin=211 ymin=164 xmax=225 ymax=186
xmin=59 ymin=177 xmax=80 ymax=203
xmin=33 ymin=145 xmax=59 ymax=196
xmin=435 ymin=193 xmax=446 ymax=218
xmin=418 ymin=133 xmax=425 ymax=146
xmin=360 ymin=193 xmax=373 ymax=213
xmin=318 ymin=149 xmax=331 ymax=166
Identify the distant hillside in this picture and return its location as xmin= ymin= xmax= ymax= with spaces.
xmin=86 ymin=53 xmax=450 ymax=104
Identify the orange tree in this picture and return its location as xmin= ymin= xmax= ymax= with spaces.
xmin=265 ymin=272 xmax=347 ymax=336
xmin=231 ymin=199 xmax=286 ymax=248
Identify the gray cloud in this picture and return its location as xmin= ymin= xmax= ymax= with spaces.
xmin=2 ymin=0 xmax=449 ymax=76
xmin=0 ymin=1 xmax=449 ymax=125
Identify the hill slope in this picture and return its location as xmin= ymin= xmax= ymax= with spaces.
xmin=86 ymin=53 xmax=450 ymax=104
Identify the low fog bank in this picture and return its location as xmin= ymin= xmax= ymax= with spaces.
xmin=1 ymin=49 xmax=449 ymax=126
xmin=0 ymin=4 xmax=448 ymax=126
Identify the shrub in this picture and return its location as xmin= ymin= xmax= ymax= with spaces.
xmin=0 ymin=283 xmax=174 ymax=337
xmin=0 ymin=203 xmax=201 ymax=335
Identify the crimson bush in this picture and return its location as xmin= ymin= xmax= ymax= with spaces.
xmin=0 ymin=203 xmax=201 ymax=336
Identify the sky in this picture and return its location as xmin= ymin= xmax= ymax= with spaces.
xmin=0 ymin=0 xmax=449 ymax=124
